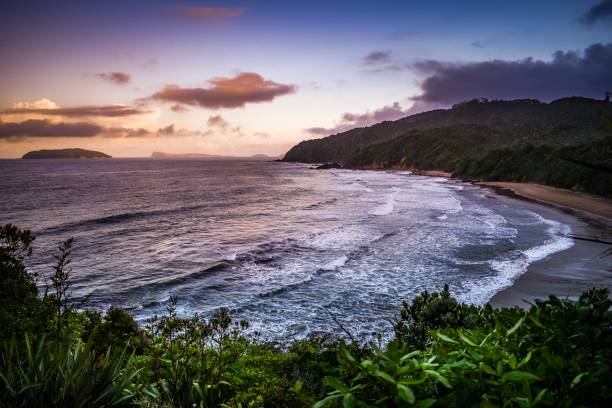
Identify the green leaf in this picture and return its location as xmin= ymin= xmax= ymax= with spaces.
xmin=502 ymin=371 xmax=540 ymax=382
xmin=518 ymin=351 xmax=532 ymax=368
xmin=293 ymin=380 xmax=303 ymax=393
xmin=314 ymin=394 xmax=343 ymax=408
xmin=508 ymin=354 xmax=518 ymax=370
xmin=400 ymin=350 xmax=421 ymax=362
xmin=415 ymin=398 xmax=436 ymax=408
xmin=534 ymin=388 xmax=548 ymax=405
xmin=324 ymin=376 xmax=349 ymax=393
xmin=479 ymin=362 xmax=498 ymax=376
xmin=341 ymin=346 xmax=357 ymax=363
xmin=343 ymin=393 xmax=356 ymax=408
xmin=507 ymin=316 xmax=526 ymax=336
xmin=375 ymin=369 xmax=396 ymax=384
xmin=571 ymin=373 xmax=587 ymax=388
xmin=397 ymin=384 xmax=416 ymax=403
xmin=425 ymin=370 xmax=452 ymax=389
xmin=436 ymin=332 xmax=458 ymax=344
xmin=458 ymin=332 xmax=477 ymax=347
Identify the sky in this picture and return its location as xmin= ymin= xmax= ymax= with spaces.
xmin=0 ymin=0 xmax=611 ymax=158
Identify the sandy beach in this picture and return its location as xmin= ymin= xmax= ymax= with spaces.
xmin=476 ymin=182 xmax=612 ymax=307
xmin=478 ymin=182 xmax=612 ymax=220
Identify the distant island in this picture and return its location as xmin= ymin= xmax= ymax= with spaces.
xmin=151 ymin=151 xmax=278 ymax=160
xmin=284 ymin=97 xmax=612 ymax=196
xmin=22 ymin=148 xmax=112 ymax=159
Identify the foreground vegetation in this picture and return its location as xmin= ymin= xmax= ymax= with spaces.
xmin=1 ymin=224 xmax=611 ymax=407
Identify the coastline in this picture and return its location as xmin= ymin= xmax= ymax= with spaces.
xmin=474 ymin=182 xmax=612 ymax=307
xmin=476 ymin=181 xmax=612 ymax=220
xmin=303 ymin=164 xmax=611 ymax=307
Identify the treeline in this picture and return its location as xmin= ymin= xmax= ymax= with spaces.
xmin=283 ymin=97 xmax=612 ymax=196
xmin=1 ymin=224 xmax=611 ymax=407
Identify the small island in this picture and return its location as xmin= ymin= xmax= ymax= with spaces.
xmin=22 ymin=148 xmax=112 ymax=159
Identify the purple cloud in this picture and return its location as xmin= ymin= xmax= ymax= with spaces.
xmin=95 ymin=72 xmax=131 ymax=85
xmin=412 ymin=43 xmax=612 ymax=104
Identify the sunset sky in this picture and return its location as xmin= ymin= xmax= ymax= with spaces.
xmin=1 ymin=0 xmax=611 ymax=158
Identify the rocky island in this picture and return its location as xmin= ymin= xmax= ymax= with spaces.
xmin=22 ymin=148 xmax=112 ymax=159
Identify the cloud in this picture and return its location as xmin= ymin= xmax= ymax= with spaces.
xmin=304 ymin=102 xmax=414 ymax=136
xmin=149 ymin=72 xmax=296 ymax=109
xmin=579 ymin=1 xmax=612 ymax=25
xmin=0 ymin=119 xmax=204 ymax=141
xmin=3 ymin=103 xmax=150 ymax=118
xmin=207 ymin=115 xmax=229 ymax=128
xmin=95 ymin=72 xmax=131 ymax=85
xmin=411 ymin=43 xmax=612 ymax=105
xmin=168 ymin=6 xmax=247 ymax=22
xmin=0 ymin=119 xmax=103 ymax=140
xmin=141 ymin=58 xmax=159 ymax=69
xmin=253 ymin=132 xmax=270 ymax=139
xmin=363 ymin=50 xmax=392 ymax=65
xmin=171 ymin=103 xmax=189 ymax=113
xmin=157 ymin=124 xmax=175 ymax=135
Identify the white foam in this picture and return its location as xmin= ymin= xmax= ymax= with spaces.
xmin=224 ymin=253 xmax=238 ymax=261
xmin=371 ymin=187 xmax=400 ymax=216
xmin=437 ymin=214 xmax=448 ymax=220
xmin=306 ymin=225 xmax=384 ymax=250
xmin=321 ymin=255 xmax=349 ymax=271
xmin=460 ymin=215 xmax=574 ymax=305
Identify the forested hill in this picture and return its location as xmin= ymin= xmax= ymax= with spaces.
xmin=283 ymin=97 xmax=612 ymax=196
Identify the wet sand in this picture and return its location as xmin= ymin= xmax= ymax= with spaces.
xmin=476 ymin=183 xmax=612 ymax=307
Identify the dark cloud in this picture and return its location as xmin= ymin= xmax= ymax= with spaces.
xmin=3 ymin=105 xmax=149 ymax=117
xmin=170 ymin=103 xmax=189 ymax=113
xmin=0 ymin=120 xmax=200 ymax=141
xmin=363 ymin=50 xmax=392 ymax=65
xmin=104 ymin=127 xmax=152 ymax=138
xmin=150 ymin=72 xmax=296 ymax=109
xmin=580 ymin=1 xmax=612 ymax=25
xmin=207 ymin=115 xmax=229 ymax=128
xmin=157 ymin=124 xmax=174 ymax=135
xmin=471 ymin=41 xmax=485 ymax=48
xmin=95 ymin=72 xmax=131 ymax=85
xmin=412 ymin=43 xmax=612 ymax=105
xmin=304 ymin=102 xmax=414 ymax=136
xmin=168 ymin=6 xmax=247 ymax=22
xmin=0 ymin=119 xmax=103 ymax=139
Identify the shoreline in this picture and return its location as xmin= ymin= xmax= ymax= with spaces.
xmin=476 ymin=181 xmax=612 ymax=221
xmin=473 ymin=182 xmax=611 ymax=307
xmin=293 ymin=163 xmax=610 ymax=308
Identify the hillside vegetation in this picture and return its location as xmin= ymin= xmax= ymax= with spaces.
xmin=283 ymin=97 xmax=612 ymax=195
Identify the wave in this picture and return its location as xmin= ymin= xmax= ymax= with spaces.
xmin=321 ymin=255 xmax=349 ymax=271
xmin=38 ymin=204 xmax=211 ymax=235
xmin=370 ymin=187 xmax=400 ymax=216
xmin=461 ymin=216 xmax=574 ymax=305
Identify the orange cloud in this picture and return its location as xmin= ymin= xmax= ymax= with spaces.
xmin=149 ymin=72 xmax=296 ymax=109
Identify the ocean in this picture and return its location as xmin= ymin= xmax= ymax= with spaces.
xmin=0 ymin=159 xmax=573 ymax=340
